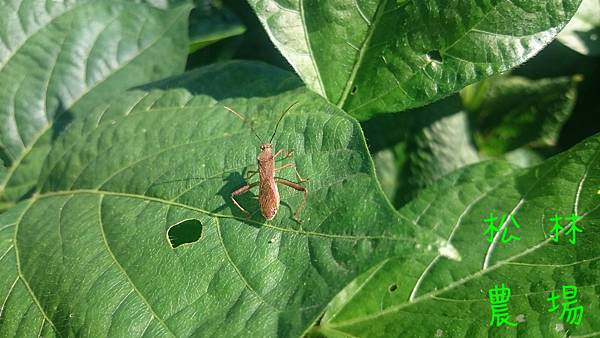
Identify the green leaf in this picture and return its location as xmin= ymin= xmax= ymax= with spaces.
xmin=248 ymin=0 xmax=581 ymax=119
xmin=373 ymin=149 xmax=398 ymax=201
xmin=316 ymin=133 xmax=600 ymax=337
xmin=0 ymin=201 xmax=48 ymax=336
xmin=503 ymin=148 xmax=544 ymax=168
xmin=0 ymin=61 xmax=447 ymax=337
xmin=557 ymin=0 xmax=600 ymax=56
xmin=404 ymin=95 xmax=480 ymax=196
xmin=469 ymin=75 xmax=579 ymax=155
xmin=0 ymin=0 xmax=191 ymax=204
xmin=188 ymin=0 xmax=246 ymax=53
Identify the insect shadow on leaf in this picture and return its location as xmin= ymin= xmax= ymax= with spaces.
xmin=217 ymin=171 xmax=299 ymax=226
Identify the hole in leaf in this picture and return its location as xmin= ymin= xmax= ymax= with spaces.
xmin=167 ymin=219 xmax=203 ymax=248
xmin=389 ymin=284 xmax=398 ymax=292
xmin=351 ymin=86 xmax=357 ymax=95
xmin=426 ymin=50 xmax=443 ymax=62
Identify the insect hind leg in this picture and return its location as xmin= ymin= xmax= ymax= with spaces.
xmin=275 ymin=178 xmax=308 ymax=223
xmin=231 ymin=182 xmax=259 ymax=215
xmin=275 ymin=163 xmax=308 ymax=182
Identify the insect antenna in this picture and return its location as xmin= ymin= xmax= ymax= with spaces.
xmin=224 ymin=106 xmax=264 ymax=143
xmin=269 ymin=101 xmax=299 ymax=144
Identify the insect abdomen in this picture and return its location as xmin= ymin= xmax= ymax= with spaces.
xmin=259 ymin=179 xmax=280 ymax=220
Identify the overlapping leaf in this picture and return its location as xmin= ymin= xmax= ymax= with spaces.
xmin=557 ymin=0 xmax=600 ymax=56
xmin=188 ymin=0 xmax=246 ymax=53
xmin=316 ymin=134 xmax=600 ymax=337
xmin=0 ymin=0 xmax=191 ymax=203
xmin=403 ymin=95 xmax=480 ymax=196
xmin=465 ymin=75 xmax=579 ymax=155
xmin=249 ymin=0 xmax=581 ymax=119
xmin=0 ymin=61 xmax=448 ymax=337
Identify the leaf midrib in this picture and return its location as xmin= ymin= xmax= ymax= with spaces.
xmin=97 ymin=194 xmax=177 ymax=337
xmin=12 ymin=199 xmax=61 ymax=337
xmin=33 ymin=188 xmax=413 ymax=242
xmin=299 ymin=0 xmax=326 ymax=96
xmin=336 ymin=0 xmax=390 ymax=109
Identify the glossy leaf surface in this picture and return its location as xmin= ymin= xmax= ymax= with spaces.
xmin=249 ymin=0 xmax=581 ymax=119
xmin=0 ymin=61 xmax=446 ymax=337
xmin=0 ymin=0 xmax=191 ymax=203
xmin=318 ymin=134 xmax=600 ymax=337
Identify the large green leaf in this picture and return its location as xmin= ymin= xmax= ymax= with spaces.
xmin=248 ymin=0 xmax=581 ymax=120
xmin=465 ymin=75 xmax=579 ymax=156
xmin=0 ymin=0 xmax=191 ymax=204
xmin=0 ymin=61 xmax=449 ymax=337
xmin=316 ymin=134 xmax=600 ymax=337
xmin=557 ymin=0 xmax=600 ymax=56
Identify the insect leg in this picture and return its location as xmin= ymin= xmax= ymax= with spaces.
xmin=275 ymin=178 xmax=308 ymax=223
xmin=274 ymin=149 xmax=295 ymax=161
xmin=231 ymin=182 xmax=259 ymax=215
xmin=275 ymin=163 xmax=308 ymax=182
xmin=244 ymin=169 xmax=259 ymax=180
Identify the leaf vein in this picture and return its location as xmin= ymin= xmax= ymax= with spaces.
xmin=97 ymin=194 xmax=176 ymax=337
xmin=13 ymin=199 xmax=61 ymax=336
xmin=215 ymin=217 xmax=279 ymax=311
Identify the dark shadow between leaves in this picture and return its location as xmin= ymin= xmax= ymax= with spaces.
xmin=138 ymin=60 xmax=303 ymax=100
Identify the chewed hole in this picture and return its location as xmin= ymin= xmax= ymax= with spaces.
xmin=167 ymin=219 xmax=203 ymax=248
xmin=351 ymin=86 xmax=357 ymax=95
xmin=426 ymin=50 xmax=443 ymax=63
xmin=389 ymin=284 xmax=398 ymax=292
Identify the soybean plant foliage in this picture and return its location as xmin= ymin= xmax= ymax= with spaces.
xmin=0 ymin=1 xmax=599 ymax=338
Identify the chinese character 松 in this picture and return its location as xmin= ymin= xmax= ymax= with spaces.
xmin=484 ymin=212 xmax=521 ymax=243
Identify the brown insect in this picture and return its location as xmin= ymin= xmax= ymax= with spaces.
xmin=225 ymin=102 xmax=308 ymax=223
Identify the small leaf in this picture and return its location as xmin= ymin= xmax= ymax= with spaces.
xmin=469 ymin=75 xmax=579 ymax=155
xmin=249 ymin=0 xmax=582 ymax=119
xmin=503 ymin=148 xmax=544 ymax=168
xmin=557 ymin=0 xmax=600 ymax=56
xmin=373 ymin=149 xmax=398 ymax=201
